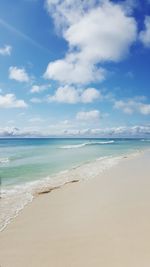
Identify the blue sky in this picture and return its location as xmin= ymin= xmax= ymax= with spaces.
xmin=0 ymin=0 xmax=150 ymax=137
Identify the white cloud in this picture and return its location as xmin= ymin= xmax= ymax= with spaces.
xmin=0 ymin=124 xmax=150 ymax=137
xmin=87 ymin=125 xmax=150 ymax=136
xmin=9 ymin=66 xmax=30 ymax=82
xmin=0 ymin=94 xmax=28 ymax=108
xmin=121 ymin=0 xmax=139 ymax=14
xmin=48 ymin=85 xmax=101 ymax=103
xmin=0 ymin=45 xmax=12 ymax=56
xmin=114 ymin=99 xmax=150 ymax=115
xmin=0 ymin=127 xmax=19 ymax=137
xmin=30 ymin=84 xmax=51 ymax=93
xmin=56 ymin=125 xmax=150 ymax=137
xmin=114 ymin=100 xmax=134 ymax=114
xmin=0 ymin=127 xmax=42 ymax=137
xmin=81 ymin=88 xmax=101 ymax=103
xmin=44 ymin=56 xmax=106 ymax=84
xmin=46 ymin=0 xmax=99 ymax=31
xmin=48 ymin=85 xmax=79 ymax=103
xmin=139 ymin=103 xmax=150 ymax=115
xmin=76 ymin=110 xmax=100 ymax=121
xmin=139 ymin=16 xmax=150 ymax=48
xmin=45 ymin=0 xmax=137 ymax=85
xmin=64 ymin=4 xmax=136 ymax=62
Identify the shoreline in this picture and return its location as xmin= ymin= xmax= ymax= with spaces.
xmin=0 ymin=149 xmax=146 ymax=233
xmin=0 ymin=149 xmax=150 ymax=266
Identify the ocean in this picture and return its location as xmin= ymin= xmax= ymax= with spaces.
xmin=0 ymin=137 xmax=150 ymax=231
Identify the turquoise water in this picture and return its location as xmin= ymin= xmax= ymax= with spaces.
xmin=0 ymin=138 xmax=150 ymax=187
xmin=0 ymin=138 xmax=150 ymax=231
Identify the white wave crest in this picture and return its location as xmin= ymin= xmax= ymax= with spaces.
xmin=60 ymin=140 xmax=115 ymax=149
xmin=0 ymin=149 xmax=143 ymax=232
xmin=0 ymin=158 xmax=9 ymax=164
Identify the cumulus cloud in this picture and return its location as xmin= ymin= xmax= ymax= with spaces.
xmin=48 ymin=85 xmax=101 ymax=104
xmin=81 ymin=88 xmax=101 ymax=103
xmin=64 ymin=125 xmax=150 ymax=137
xmin=0 ymin=45 xmax=12 ymax=56
xmin=76 ymin=110 xmax=100 ymax=121
xmin=0 ymin=127 xmax=42 ymax=137
xmin=0 ymin=94 xmax=28 ymax=108
xmin=114 ymin=100 xmax=134 ymax=114
xmin=44 ymin=0 xmax=137 ymax=85
xmin=121 ymin=0 xmax=139 ymax=14
xmin=139 ymin=103 xmax=150 ymax=115
xmin=48 ymin=85 xmax=78 ymax=103
xmin=0 ymin=127 xmax=19 ymax=137
xmin=139 ymin=16 xmax=150 ymax=48
xmin=44 ymin=56 xmax=106 ymax=84
xmin=90 ymin=125 xmax=150 ymax=136
xmin=64 ymin=4 xmax=136 ymax=62
xmin=9 ymin=66 xmax=30 ymax=82
xmin=114 ymin=99 xmax=150 ymax=115
xmin=30 ymin=84 xmax=51 ymax=93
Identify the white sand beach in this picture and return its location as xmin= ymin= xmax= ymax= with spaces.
xmin=0 ymin=150 xmax=150 ymax=267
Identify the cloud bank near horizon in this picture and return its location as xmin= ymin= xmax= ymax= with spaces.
xmin=0 ymin=124 xmax=150 ymax=138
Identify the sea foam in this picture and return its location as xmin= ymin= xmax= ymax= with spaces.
xmin=0 ymin=158 xmax=9 ymax=164
xmin=0 ymin=147 xmax=146 ymax=232
xmin=0 ymin=153 xmax=121 ymax=232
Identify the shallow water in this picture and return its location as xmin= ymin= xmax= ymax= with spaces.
xmin=0 ymin=138 xmax=150 ymax=231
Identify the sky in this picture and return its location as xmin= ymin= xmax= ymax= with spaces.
xmin=0 ymin=0 xmax=150 ymax=137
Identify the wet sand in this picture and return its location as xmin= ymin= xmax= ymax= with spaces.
xmin=0 ymin=151 xmax=150 ymax=267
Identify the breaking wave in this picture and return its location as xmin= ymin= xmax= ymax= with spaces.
xmin=60 ymin=140 xmax=115 ymax=149
xmin=0 ymin=158 xmax=9 ymax=164
xmin=0 ymin=154 xmax=121 ymax=232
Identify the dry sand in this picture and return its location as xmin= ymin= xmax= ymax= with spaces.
xmin=0 ymin=151 xmax=150 ymax=267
